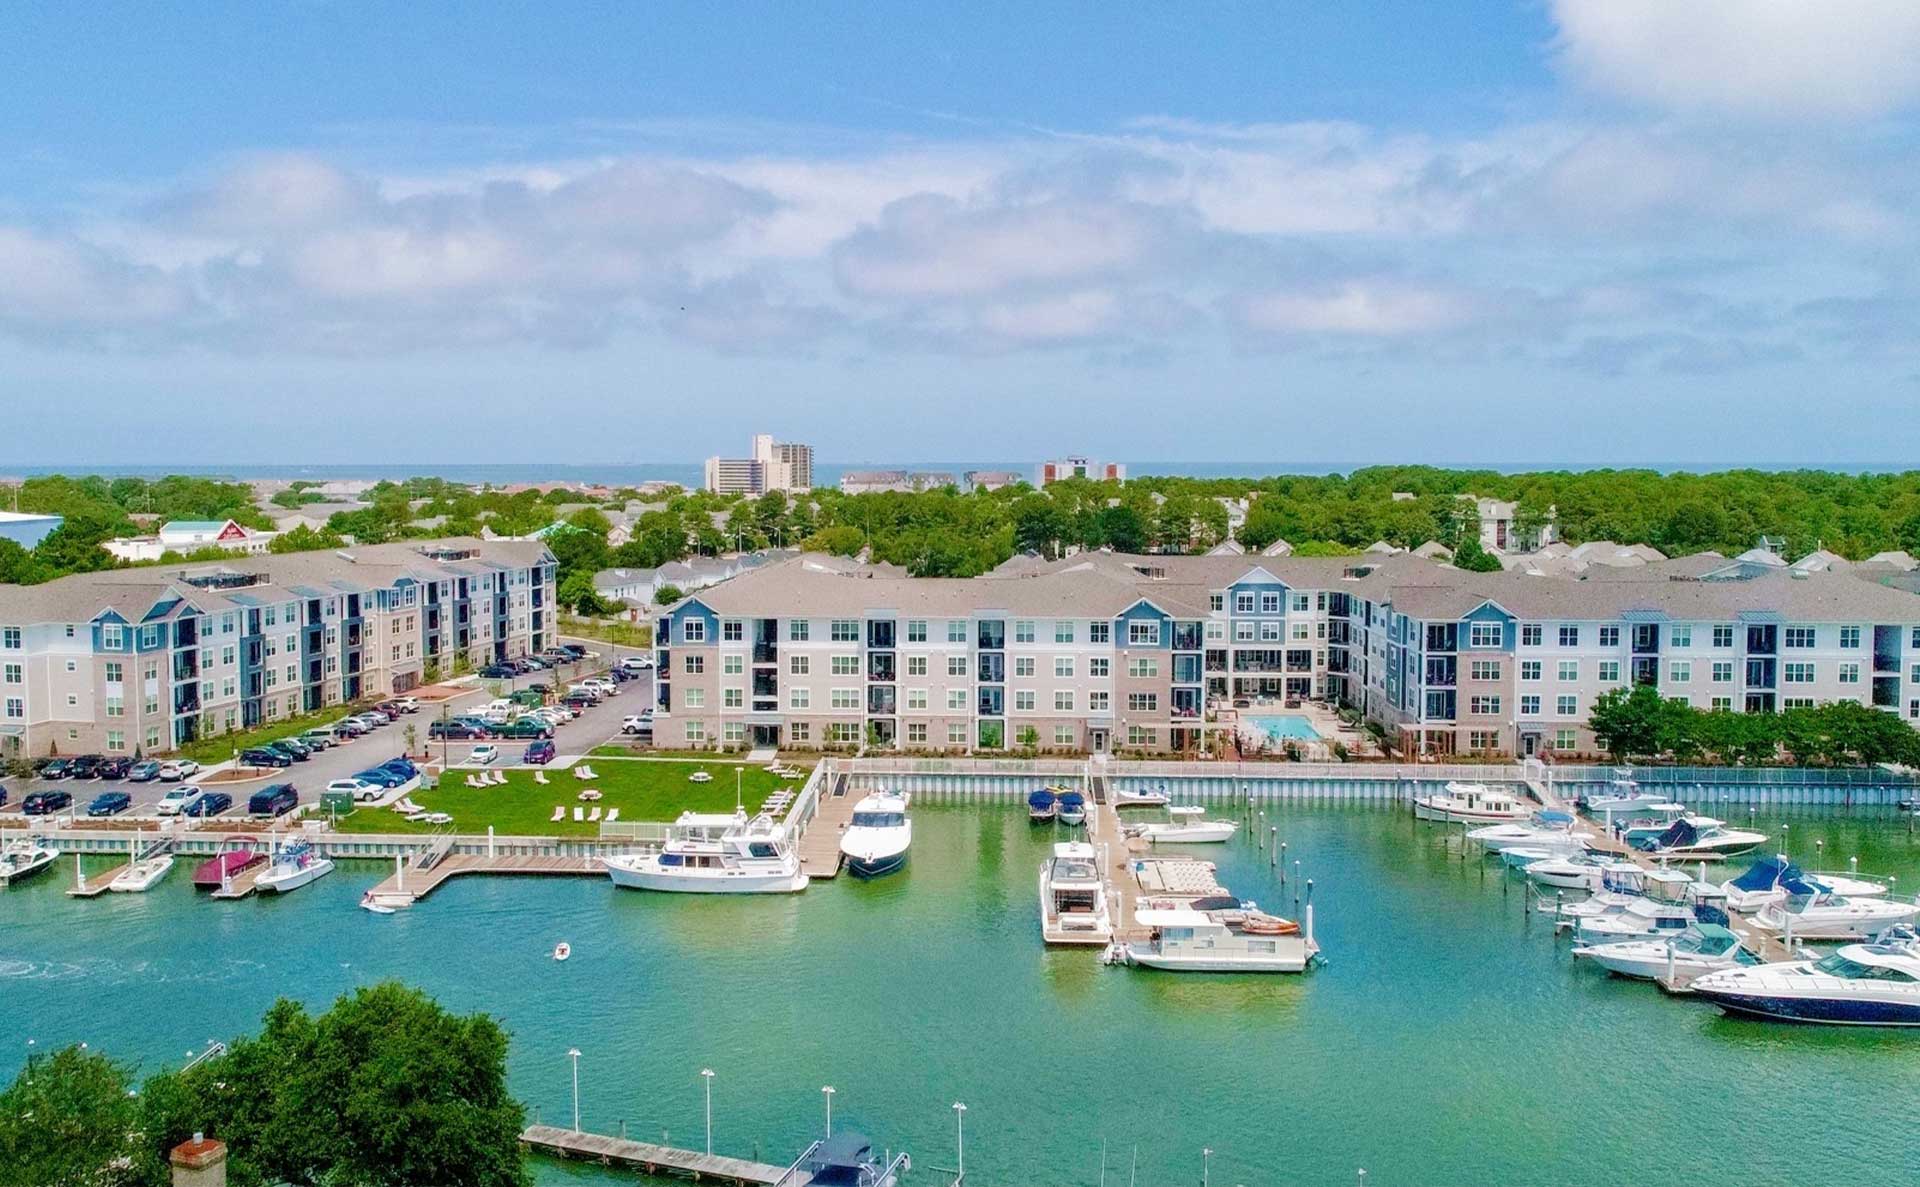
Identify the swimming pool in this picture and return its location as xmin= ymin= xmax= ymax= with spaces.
xmin=1247 ymin=714 xmax=1323 ymax=742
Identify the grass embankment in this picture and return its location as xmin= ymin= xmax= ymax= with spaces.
xmin=174 ymin=703 xmax=392 ymax=765
xmin=329 ymin=758 xmax=808 ymax=837
xmin=557 ymin=615 xmax=653 ymax=650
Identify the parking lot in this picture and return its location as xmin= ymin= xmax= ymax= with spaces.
xmin=0 ymin=643 xmax=654 ymax=825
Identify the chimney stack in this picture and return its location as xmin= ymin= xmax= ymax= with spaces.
xmin=170 ymin=1132 xmax=227 ymax=1187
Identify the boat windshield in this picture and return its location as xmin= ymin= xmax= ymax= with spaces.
xmin=1811 ymin=952 xmax=1917 ymax=981
xmin=1050 ymin=857 xmax=1099 ymax=882
xmin=851 ymin=812 xmax=905 ymax=828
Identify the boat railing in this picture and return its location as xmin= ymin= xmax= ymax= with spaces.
xmin=769 ymin=1139 xmax=823 ymax=1187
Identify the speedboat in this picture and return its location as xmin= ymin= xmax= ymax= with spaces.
xmin=1721 ymin=854 xmax=1887 ymax=912
xmin=192 ymin=838 xmax=265 ymax=889
xmin=1038 ymin=841 xmax=1112 ymax=944
xmin=1629 ymin=816 xmax=1767 ymax=861
xmin=1412 ymin=782 xmax=1532 ymax=824
xmin=1579 ymin=774 xmax=1673 ymax=817
xmin=839 ymin=790 xmax=911 ymax=878
xmin=1573 ymin=923 xmax=1763 ymax=982
xmin=109 ymin=853 xmax=175 ymax=893
xmin=1056 ymin=790 xmax=1087 ymax=826
xmin=1691 ymin=941 xmax=1920 ymax=1026
xmin=1113 ymin=786 xmax=1170 ymax=808
xmin=1125 ymin=805 xmax=1237 ymax=844
xmin=605 ymin=809 xmax=807 ymax=894
xmin=1608 ymin=802 xmax=1691 ymax=846
xmin=1468 ymin=811 xmax=1579 ymax=854
xmin=0 ymin=839 xmax=58 ymax=886
xmin=1752 ymin=892 xmax=1920 ymax=940
xmin=1574 ymin=896 xmax=1703 ymax=946
xmin=553 ymin=942 xmax=571 ymax=962
xmin=254 ymin=840 xmax=334 ymax=894
xmin=1123 ymin=905 xmax=1318 ymax=973
xmin=1027 ymin=788 xmax=1058 ymax=823
xmin=1524 ymin=853 xmax=1642 ymax=891
xmin=787 ymin=1131 xmax=910 ymax=1187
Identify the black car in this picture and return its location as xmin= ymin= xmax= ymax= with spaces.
xmin=97 ymin=757 xmax=133 ymax=780
xmin=240 ymin=747 xmax=292 ymax=768
xmin=87 ymin=791 xmax=133 ymax=817
xmin=428 ymin=720 xmax=488 ymax=740
xmin=185 ymin=791 xmax=232 ymax=818
xmin=247 ymin=784 xmax=298 ymax=817
xmin=22 ymin=790 xmax=73 ymax=815
xmin=479 ymin=664 xmax=517 ymax=678
xmin=67 ymin=754 xmax=106 ymax=779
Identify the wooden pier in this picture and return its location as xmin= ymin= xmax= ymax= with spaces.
xmin=209 ymin=861 xmax=273 ymax=900
xmin=520 ymin=1124 xmax=799 ymax=1184
xmin=66 ymin=840 xmax=174 ymax=898
xmin=798 ymin=771 xmax=856 ymax=879
xmin=363 ymin=852 xmax=604 ymax=909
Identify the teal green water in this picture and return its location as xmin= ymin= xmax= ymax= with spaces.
xmin=7 ymin=804 xmax=1920 ymax=1186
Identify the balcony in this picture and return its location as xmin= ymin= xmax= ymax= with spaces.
xmin=753 ymin=642 xmax=778 ymax=664
xmin=173 ymin=687 xmax=200 ymax=714
xmin=867 ymin=653 xmax=896 ymax=682
xmin=173 ymin=653 xmax=199 ymax=682
xmin=1425 ymin=624 xmax=1458 ymax=652
xmin=1169 ymin=623 xmax=1203 ymax=651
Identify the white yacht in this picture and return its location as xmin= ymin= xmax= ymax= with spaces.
xmin=1572 ymin=923 xmax=1762 ymax=982
xmin=1038 ymin=841 xmax=1112 ymax=945
xmin=1720 ymin=855 xmax=1887 ymax=912
xmin=605 ymin=810 xmax=807 ymax=894
xmin=1607 ymin=802 xmax=1691 ymax=845
xmin=1412 ymin=782 xmax=1532 ymax=824
xmin=1125 ymin=805 xmax=1237 ymax=844
xmin=1691 ymin=940 xmax=1920 ymax=1026
xmin=1123 ymin=905 xmax=1318 ymax=973
xmin=1523 ymin=853 xmax=1643 ymax=891
xmin=1468 ymin=811 xmax=1579 ymax=854
xmin=254 ymin=840 xmax=335 ymax=894
xmin=1113 ymin=786 xmax=1171 ymax=808
xmin=108 ymin=852 xmax=175 ymax=893
xmin=1574 ymin=896 xmax=1701 ymax=946
xmin=838 ymin=790 xmax=911 ymax=879
xmin=1628 ymin=816 xmax=1768 ymax=861
xmin=1752 ymin=892 xmax=1920 ymax=940
xmin=0 ymin=839 xmax=58 ymax=886
xmin=1579 ymin=773 xmax=1673 ymax=818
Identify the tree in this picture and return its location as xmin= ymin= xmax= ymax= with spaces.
xmin=268 ymin=524 xmax=347 ymax=554
xmin=1587 ymin=686 xmax=1665 ymax=761
xmin=0 ymin=1045 xmax=152 ymax=1187
xmin=1451 ymin=538 xmax=1502 ymax=572
xmin=558 ymin=571 xmax=613 ymax=616
xmin=653 ymin=584 xmax=685 ymax=606
xmin=799 ymin=525 xmax=865 ymax=556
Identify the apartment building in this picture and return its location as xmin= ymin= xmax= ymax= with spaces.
xmin=1037 ymin=457 xmax=1125 ymax=486
xmin=0 ymin=538 xmax=556 ymax=759
xmin=704 ymin=433 xmax=814 ymax=495
xmin=649 ymin=550 xmax=1920 ymax=759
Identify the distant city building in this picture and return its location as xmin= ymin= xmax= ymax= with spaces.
xmin=964 ymin=470 xmax=1026 ymax=492
xmin=839 ymin=470 xmax=960 ymax=495
xmin=101 ymin=519 xmax=279 ymax=563
xmin=0 ymin=510 xmax=63 ymax=549
xmin=1457 ymin=495 xmax=1557 ymax=554
xmin=1038 ymin=456 xmax=1125 ymax=486
xmin=705 ymin=433 xmax=814 ymax=495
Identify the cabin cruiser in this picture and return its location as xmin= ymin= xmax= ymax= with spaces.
xmin=1578 ymin=774 xmax=1673 ymax=818
xmin=1628 ymin=816 xmax=1767 ymax=861
xmin=0 ymin=839 xmax=58 ymax=886
xmin=1412 ymin=782 xmax=1532 ymax=824
xmin=1038 ymin=841 xmax=1112 ymax=944
xmin=1721 ymin=854 xmax=1888 ymax=912
xmin=254 ymin=840 xmax=335 ymax=894
xmin=1027 ymin=788 xmax=1058 ymax=823
xmin=1468 ymin=811 xmax=1579 ymax=855
xmin=1124 ymin=805 xmax=1237 ymax=844
xmin=192 ymin=838 xmax=265 ymax=889
xmin=784 ymin=1131 xmax=910 ymax=1187
xmin=839 ymin=791 xmax=911 ymax=879
xmin=1552 ymin=867 xmax=1724 ymax=928
xmin=1691 ymin=940 xmax=1920 ymax=1026
xmin=1123 ymin=905 xmax=1318 ymax=973
xmin=605 ymin=809 xmax=807 ymax=894
xmin=1752 ymin=891 xmax=1920 ymax=940
xmin=1606 ymin=802 xmax=1691 ymax=846
xmin=1056 ymin=790 xmax=1087 ymax=827
xmin=1113 ymin=786 xmax=1170 ymax=808
xmin=1523 ymin=853 xmax=1642 ymax=891
xmin=1574 ymin=896 xmax=1706 ymax=946
xmin=1572 ymin=923 xmax=1763 ymax=982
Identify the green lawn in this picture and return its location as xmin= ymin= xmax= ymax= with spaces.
xmin=328 ymin=758 xmax=807 ymax=837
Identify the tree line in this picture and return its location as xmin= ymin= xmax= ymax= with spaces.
xmin=1585 ymin=686 xmax=1920 ymax=768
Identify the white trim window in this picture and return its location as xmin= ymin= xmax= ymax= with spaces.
xmin=1127 ymin=620 xmax=1161 ymax=646
xmin=1467 ymin=622 xmax=1503 ymax=648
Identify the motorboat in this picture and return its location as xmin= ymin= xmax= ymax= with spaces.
xmin=1578 ymin=773 xmax=1673 ymax=817
xmin=1628 ymin=816 xmax=1767 ymax=861
xmin=1752 ymin=891 xmax=1920 ymax=940
xmin=0 ymin=839 xmax=58 ymax=886
xmin=839 ymin=790 xmax=911 ymax=878
xmin=553 ymin=942 xmax=571 ymax=962
xmin=108 ymin=846 xmax=175 ymax=893
xmin=1056 ymin=790 xmax=1087 ymax=827
xmin=1113 ymin=786 xmax=1171 ymax=808
xmin=1027 ymin=788 xmax=1058 ymax=823
xmin=1039 ymin=841 xmax=1112 ymax=945
xmin=1608 ymin=802 xmax=1691 ymax=846
xmin=1552 ymin=868 xmax=1726 ymax=930
xmin=605 ymin=809 xmax=807 ymax=894
xmin=1467 ymin=811 xmax=1579 ymax=854
xmin=1721 ymin=854 xmax=1888 ymax=912
xmin=192 ymin=837 xmax=265 ymax=889
xmin=1690 ymin=941 xmax=1920 ymax=1026
xmin=1124 ymin=805 xmax=1237 ymax=844
xmin=1574 ymin=896 xmax=1704 ymax=946
xmin=253 ymin=840 xmax=334 ymax=894
xmin=1524 ymin=853 xmax=1643 ymax=891
xmin=1412 ymin=782 xmax=1532 ymax=824
xmin=1500 ymin=843 xmax=1580 ymax=871
xmin=786 ymin=1131 xmax=910 ymax=1187
xmin=1572 ymin=923 xmax=1763 ymax=982
xmin=1122 ymin=905 xmax=1318 ymax=973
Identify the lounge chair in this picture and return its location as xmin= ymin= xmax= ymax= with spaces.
xmin=550 ymin=805 xmax=565 ymax=822
xmin=572 ymin=806 xmax=584 ymax=822
xmin=533 ymin=771 xmax=549 ymax=785
xmin=604 ymin=809 xmax=619 ymax=823
xmin=579 ymin=765 xmax=597 ymax=780
xmin=587 ymin=806 xmax=602 ymax=822
xmin=491 ymin=770 xmax=508 ymax=785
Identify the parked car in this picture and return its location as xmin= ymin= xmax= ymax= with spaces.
xmin=354 ymin=767 xmax=407 ymax=789
xmin=523 ymin=740 xmax=556 ymax=765
xmin=621 ymin=714 xmax=652 ymax=734
xmin=86 ymin=791 xmax=133 ymax=817
xmin=97 ymin=757 xmax=133 ymax=780
xmin=127 ymin=759 xmax=162 ymax=782
xmin=621 ymin=655 xmax=653 ymax=672
xmin=39 ymin=757 xmax=73 ymax=779
xmin=247 ymin=783 xmax=298 ymax=817
xmin=468 ymin=744 xmax=501 ymax=765
xmin=299 ymin=729 xmax=337 ymax=750
xmin=23 ymin=790 xmax=73 ymax=815
xmin=380 ymin=758 xmax=418 ymax=780
xmin=561 ymin=694 xmax=596 ymax=711
xmin=374 ymin=700 xmax=407 ymax=717
xmin=326 ymin=778 xmax=384 ymax=803
xmin=391 ymin=697 xmax=421 ymax=714
xmin=331 ymin=719 xmax=368 ymax=738
xmin=184 ymin=791 xmax=232 ymax=818
xmin=522 ymin=656 xmax=550 ymax=670
xmin=155 ymin=786 xmax=205 ymax=816
xmin=68 ymin=754 xmax=106 ymax=780
xmin=265 ymin=739 xmax=310 ymax=762
xmin=479 ymin=664 xmax=517 ymax=679
xmin=354 ymin=710 xmax=393 ymax=726
xmin=240 ymin=747 xmax=292 ymax=769
xmin=158 ymin=759 xmax=200 ymax=781
xmin=495 ymin=718 xmax=553 ymax=740
xmin=429 ymin=720 xmax=488 ymax=741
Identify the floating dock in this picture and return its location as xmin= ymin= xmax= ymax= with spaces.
xmin=363 ymin=852 xmax=603 ymax=909
xmin=520 ymin=1124 xmax=797 ymax=1184
xmin=797 ymin=770 xmax=856 ymax=879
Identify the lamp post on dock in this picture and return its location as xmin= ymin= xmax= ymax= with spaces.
xmin=567 ymin=1048 xmax=581 ymax=1132
xmin=952 ymin=1102 xmax=966 ymax=1181
xmin=1202 ymin=1146 xmax=1213 ymax=1187
xmin=822 ymin=1085 xmax=834 ymax=1137
xmin=701 ymin=1068 xmax=715 ymax=1154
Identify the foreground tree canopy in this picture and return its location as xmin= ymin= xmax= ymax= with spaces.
xmin=1585 ymin=686 xmax=1920 ymax=767
xmin=0 ymin=982 xmax=529 ymax=1187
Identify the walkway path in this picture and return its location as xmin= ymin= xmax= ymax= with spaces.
xmin=520 ymin=1125 xmax=797 ymax=1185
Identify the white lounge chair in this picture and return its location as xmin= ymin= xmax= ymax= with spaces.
xmin=533 ymin=771 xmax=549 ymax=785
xmin=491 ymin=770 xmax=508 ymax=785
xmin=587 ymin=806 xmax=602 ymax=822
xmin=550 ymin=805 xmax=565 ymax=822
xmin=580 ymin=765 xmax=598 ymax=780
xmin=572 ymin=806 xmax=584 ymax=822
xmin=604 ymin=809 xmax=619 ymax=823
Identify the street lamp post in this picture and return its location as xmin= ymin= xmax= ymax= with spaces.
xmin=822 ymin=1086 xmax=835 ymax=1137
xmin=952 ymin=1102 xmax=966 ymax=1179
xmin=567 ymin=1048 xmax=582 ymax=1132
xmin=1202 ymin=1147 xmax=1213 ymax=1187
xmin=701 ymin=1068 xmax=715 ymax=1154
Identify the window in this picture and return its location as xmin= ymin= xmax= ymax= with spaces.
xmin=831 ymin=688 xmax=860 ymax=710
xmin=1520 ymin=694 xmax=1541 ymax=715
xmin=105 ymin=695 xmax=124 ymax=718
xmin=1127 ymin=725 xmax=1157 ymax=747
xmin=1055 ymin=690 xmax=1074 ymax=711
xmin=1468 ymin=695 xmax=1501 ymax=714
xmin=1668 ymin=661 xmax=1692 ymax=682
xmin=1468 ymin=730 xmax=1500 ymax=752
xmin=4 ymin=698 xmax=22 ymax=719
xmin=1712 ymin=661 xmax=1734 ymax=682
xmin=784 ymin=619 xmax=810 ymax=643
xmin=684 ymin=688 xmax=706 ymax=708
xmin=948 ymin=656 xmax=968 ymax=677
xmin=1783 ymin=662 xmax=1815 ymax=683
xmin=1054 ymin=621 xmax=1074 ymax=643
xmin=1290 ymin=623 xmax=1309 ymax=641
xmin=1235 ymin=592 xmax=1255 ymax=614
xmin=104 ymin=661 xmax=123 ymax=683
xmin=1055 ymin=657 xmax=1074 ymax=678
xmin=1554 ymin=728 xmax=1577 ymax=751
xmin=1598 ymin=661 xmax=1619 ymax=683
xmin=906 ymin=722 xmax=928 ymax=744
xmin=1468 ymin=622 xmax=1502 ymax=648
xmin=831 ymin=620 xmax=859 ymax=642
xmin=1260 ymin=592 xmax=1280 ymax=614
xmin=1712 ymin=625 xmax=1735 ymax=648
xmin=789 ymin=688 xmax=810 ymax=709
xmin=1670 ymin=625 xmax=1692 ymax=648
xmin=1838 ymin=662 xmax=1861 ymax=685
xmin=1089 ymin=622 xmax=1110 ymax=644
xmin=948 ymin=620 xmax=968 ymax=643
xmin=829 ymin=722 xmax=861 ymax=745
xmin=723 ymin=654 xmax=743 ymax=675
xmin=1015 ymin=690 xmax=1035 ymax=711
xmin=684 ymin=721 xmax=706 ymax=743
xmin=948 ymin=722 xmax=968 ymax=745
xmin=790 ymin=655 xmax=810 ymax=675
xmin=1210 ymin=593 xmax=1224 ymax=612
xmin=831 ymin=655 xmax=859 ymax=676
xmin=1014 ymin=620 xmax=1035 ymax=643
xmin=106 ymin=730 xmax=125 ymax=752
xmin=1840 ymin=626 xmax=1861 ymax=649
xmin=1234 ymin=621 xmax=1256 ymax=643
xmin=1558 ymin=626 xmax=1579 ymax=647
xmin=102 ymin=623 xmax=125 ymax=649
xmin=723 ymin=688 xmax=744 ymax=709
xmin=1011 ymin=656 xmax=1032 ymax=677
xmin=1469 ymin=660 xmax=1500 ymax=681
xmin=1128 ymin=620 xmax=1160 ymax=646
xmin=684 ymin=655 xmax=704 ymax=675
xmin=1598 ymin=626 xmax=1620 ymax=647
xmin=683 ymin=619 xmax=706 ymax=643
xmin=1557 ymin=660 xmax=1578 ymax=681
xmin=947 ymin=689 xmax=968 ymax=710
xmin=1089 ymin=691 xmax=1110 ymax=711
xmin=1127 ymin=658 xmax=1158 ymax=679
xmin=907 ymin=655 xmax=928 ymax=677
xmin=1 ymin=664 xmax=15 ymax=684
xmin=1783 ymin=696 xmax=1815 ymax=709
xmin=1556 ymin=695 xmax=1578 ymax=715
xmin=1127 ymin=692 xmax=1158 ymax=712
xmin=1054 ymin=725 xmax=1075 ymax=746
xmin=1784 ymin=627 xmax=1815 ymax=648
xmin=906 ymin=688 xmax=927 ymax=710
xmin=1520 ymin=660 xmax=1541 ymax=681
xmin=1089 ymin=657 xmax=1110 ymax=678
xmin=1520 ymin=624 xmax=1542 ymax=646
xmin=906 ymin=620 xmax=927 ymax=643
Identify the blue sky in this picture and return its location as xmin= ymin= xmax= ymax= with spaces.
xmin=3 ymin=2 xmax=1919 ymax=466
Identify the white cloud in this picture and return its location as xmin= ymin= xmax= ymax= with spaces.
xmin=1232 ymin=282 xmax=1483 ymax=337
xmin=1551 ymin=0 xmax=1920 ymax=119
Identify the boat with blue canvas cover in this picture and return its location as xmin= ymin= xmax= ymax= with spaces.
xmin=1720 ymin=854 xmax=1888 ymax=912
xmin=1056 ymin=790 xmax=1087 ymax=826
xmin=1690 ymin=938 xmax=1920 ymax=1026
xmin=1629 ymin=816 xmax=1767 ymax=861
xmin=785 ymin=1130 xmax=910 ymax=1187
xmin=1027 ymin=788 xmax=1058 ymax=823
xmin=839 ymin=790 xmax=911 ymax=879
